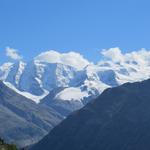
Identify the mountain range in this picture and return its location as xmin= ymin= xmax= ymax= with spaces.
xmin=1 ymin=50 xmax=150 ymax=148
xmin=1 ymin=54 xmax=150 ymax=115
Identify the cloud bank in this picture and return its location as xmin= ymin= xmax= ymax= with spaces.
xmin=5 ymin=47 xmax=23 ymax=60
xmin=35 ymin=50 xmax=89 ymax=70
xmin=101 ymin=47 xmax=150 ymax=66
xmin=4 ymin=46 xmax=150 ymax=70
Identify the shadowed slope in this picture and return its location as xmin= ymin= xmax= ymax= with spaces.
xmin=31 ymin=79 xmax=150 ymax=150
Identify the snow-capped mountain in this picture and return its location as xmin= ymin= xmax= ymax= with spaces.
xmin=0 ymin=60 xmax=81 ymax=103
xmin=1 ymin=48 xmax=150 ymax=115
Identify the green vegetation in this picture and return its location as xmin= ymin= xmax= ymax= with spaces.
xmin=0 ymin=138 xmax=18 ymax=150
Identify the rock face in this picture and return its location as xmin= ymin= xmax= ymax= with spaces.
xmin=0 ymin=81 xmax=63 ymax=148
xmin=31 ymin=79 xmax=150 ymax=150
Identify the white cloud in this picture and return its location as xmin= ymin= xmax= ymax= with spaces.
xmin=5 ymin=47 xmax=23 ymax=60
xmin=101 ymin=47 xmax=124 ymax=63
xmin=100 ymin=47 xmax=150 ymax=67
xmin=35 ymin=50 xmax=89 ymax=70
xmin=5 ymin=46 xmax=150 ymax=70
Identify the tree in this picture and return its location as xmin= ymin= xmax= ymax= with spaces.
xmin=0 ymin=138 xmax=5 ymax=145
xmin=0 ymin=138 xmax=18 ymax=150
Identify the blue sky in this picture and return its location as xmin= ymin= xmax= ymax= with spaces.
xmin=0 ymin=0 xmax=150 ymax=64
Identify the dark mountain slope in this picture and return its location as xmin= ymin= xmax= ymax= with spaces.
xmin=31 ymin=79 xmax=150 ymax=150
xmin=0 ymin=81 xmax=63 ymax=148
